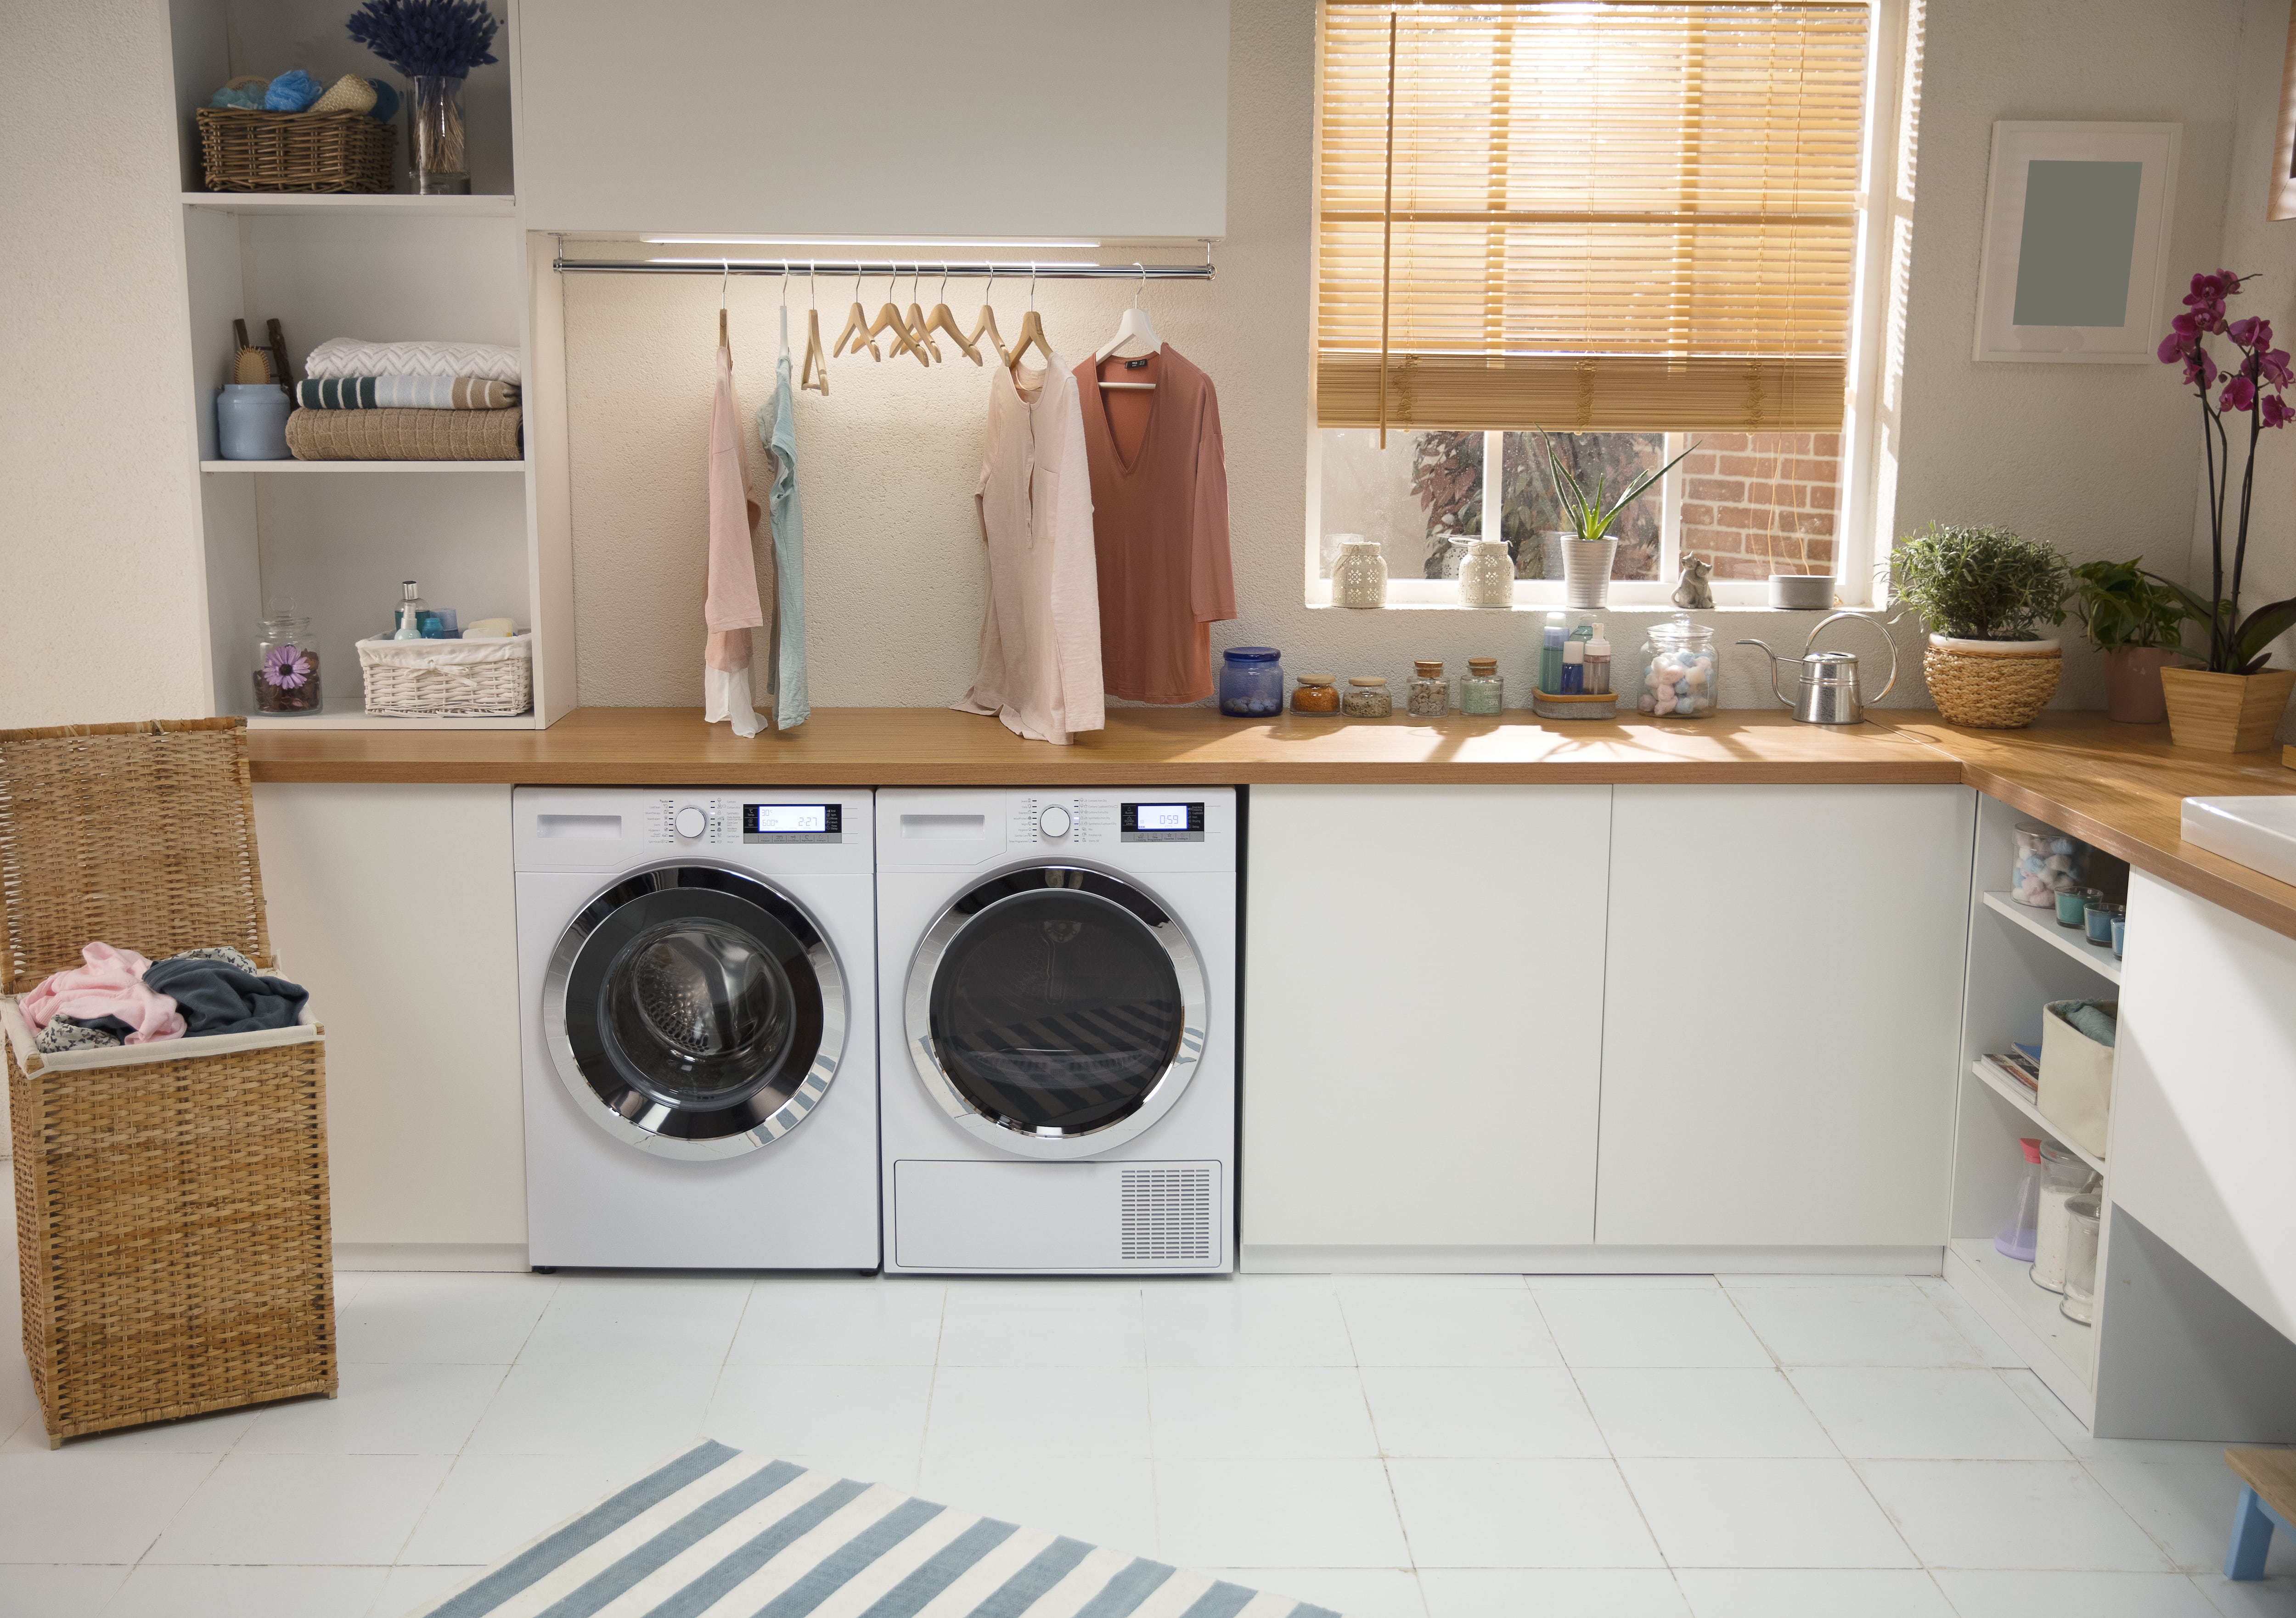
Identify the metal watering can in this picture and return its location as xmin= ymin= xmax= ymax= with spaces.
xmin=1737 ymin=610 xmax=1899 ymax=725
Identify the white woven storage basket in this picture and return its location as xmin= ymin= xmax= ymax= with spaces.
xmin=356 ymin=634 xmax=533 ymax=717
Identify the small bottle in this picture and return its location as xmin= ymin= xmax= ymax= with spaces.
xmin=1586 ymin=624 xmax=1611 ymax=695
xmin=1996 ymin=1137 xmax=2043 ymax=1263
xmin=1560 ymin=638 xmax=1586 ymax=694
xmin=391 ymin=580 xmax=427 ymax=640
xmin=1407 ymin=659 xmax=1449 ymax=717
xmin=1539 ymin=615 xmax=1566 ymax=695
xmin=1342 ymin=675 xmax=1392 ymax=717
xmin=1460 ymin=657 xmax=1503 ymax=715
xmin=1291 ymin=672 xmax=1340 ymax=714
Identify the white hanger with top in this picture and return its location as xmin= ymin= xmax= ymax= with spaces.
xmin=1094 ymin=263 xmax=1159 ymax=389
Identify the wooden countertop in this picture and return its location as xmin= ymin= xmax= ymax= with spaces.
xmin=248 ymin=705 xmax=2296 ymax=940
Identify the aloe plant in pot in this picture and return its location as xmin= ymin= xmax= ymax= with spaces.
xmin=2068 ymin=559 xmax=2196 ymax=724
xmin=1891 ymin=522 xmax=2070 ymax=728
xmin=2154 ymin=269 xmax=2296 ymax=751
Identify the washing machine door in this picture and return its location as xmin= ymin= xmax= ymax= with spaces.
xmin=906 ymin=864 xmax=1206 ymax=1160
xmin=544 ymin=864 xmax=844 ymax=1160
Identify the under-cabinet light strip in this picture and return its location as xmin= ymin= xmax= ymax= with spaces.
xmin=555 ymin=257 xmax=1216 ymax=281
xmin=639 ymin=236 xmax=1103 ymax=249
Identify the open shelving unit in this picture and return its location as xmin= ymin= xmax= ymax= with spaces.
xmin=169 ymin=0 xmax=571 ymax=731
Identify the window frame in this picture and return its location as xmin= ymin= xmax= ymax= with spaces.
xmin=1303 ymin=0 xmax=1922 ymax=612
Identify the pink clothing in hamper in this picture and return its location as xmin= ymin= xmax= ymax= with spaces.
xmin=955 ymin=354 xmax=1104 ymax=745
xmin=703 ymin=341 xmax=771 ymax=737
xmin=20 ymin=942 xmax=184 ymax=1044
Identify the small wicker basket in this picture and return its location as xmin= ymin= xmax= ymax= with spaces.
xmin=358 ymin=633 xmax=533 ymax=717
xmin=1924 ymin=636 xmax=2062 ymax=729
xmin=197 ymin=104 xmax=395 ymax=194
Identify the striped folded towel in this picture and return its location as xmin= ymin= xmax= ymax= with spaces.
xmin=297 ymin=376 xmax=519 ymax=410
xmin=304 ymin=337 xmax=522 ymax=383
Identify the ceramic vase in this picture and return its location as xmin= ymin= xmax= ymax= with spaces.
xmin=2102 ymin=646 xmax=2183 ymax=725
xmin=1331 ymin=537 xmax=1388 ymax=609
xmin=1457 ymin=537 xmax=1516 ymax=608
xmin=2160 ymin=666 xmax=2296 ymax=753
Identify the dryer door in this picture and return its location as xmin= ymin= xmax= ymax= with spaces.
xmin=906 ymin=865 xmax=1206 ymax=1160
xmin=545 ymin=864 xmax=845 ymax=1159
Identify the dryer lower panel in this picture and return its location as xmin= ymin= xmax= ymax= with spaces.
xmin=891 ymin=1158 xmax=1227 ymax=1274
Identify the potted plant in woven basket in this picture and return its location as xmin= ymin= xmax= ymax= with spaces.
xmin=2069 ymin=559 xmax=2196 ymax=724
xmin=2151 ymin=269 xmax=2296 ymax=752
xmin=1893 ymin=522 xmax=2070 ymax=728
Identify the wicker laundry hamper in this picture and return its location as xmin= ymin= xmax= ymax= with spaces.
xmin=0 ymin=718 xmax=335 ymax=1447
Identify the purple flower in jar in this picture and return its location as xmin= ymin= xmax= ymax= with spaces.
xmin=263 ymin=644 xmax=313 ymax=689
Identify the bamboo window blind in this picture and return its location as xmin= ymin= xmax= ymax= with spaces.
xmin=1317 ymin=0 xmax=1871 ymax=434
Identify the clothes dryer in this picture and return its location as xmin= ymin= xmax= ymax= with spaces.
xmin=878 ymin=788 xmax=1235 ymax=1275
xmin=515 ymin=787 xmax=877 ymax=1269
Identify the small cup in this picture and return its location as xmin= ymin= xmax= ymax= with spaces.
xmin=2111 ymin=912 xmax=2127 ymax=960
xmin=2084 ymin=900 xmax=2118 ymax=947
xmin=1768 ymin=573 xmax=1835 ymax=610
xmin=2055 ymin=888 xmax=2088 ymax=929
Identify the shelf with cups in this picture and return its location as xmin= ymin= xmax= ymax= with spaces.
xmin=1981 ymin=891 xmax=2122 ymax=985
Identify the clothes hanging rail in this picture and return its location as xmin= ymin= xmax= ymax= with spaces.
xmin=552 ymin=256 xmax=1216 ymax=282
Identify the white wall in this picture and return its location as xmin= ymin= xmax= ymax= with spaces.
xmin=0 ymin=0 xmax=212 ymax=728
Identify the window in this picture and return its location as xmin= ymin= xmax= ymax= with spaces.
xmin=1308 ymin=0 xmax=1924 ymax=607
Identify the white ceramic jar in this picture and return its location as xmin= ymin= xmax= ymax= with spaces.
xmin=1457 ymin=537 xmax=1516 ymax=608
xmin=1332 ymin=538 xmax=1389 ymax=609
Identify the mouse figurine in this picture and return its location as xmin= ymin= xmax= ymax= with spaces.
xmin=1672 ymin=553 xmax=1715 ymax=610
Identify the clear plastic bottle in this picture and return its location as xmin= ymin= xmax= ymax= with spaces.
xmin=1539 ymin=614 xmax=1566 ymax=695
xmin=391 ymin=579 xmax=428 ymax=640
xmin=1585 ymin=624 xmax=1612 ymax=695
xmin=1560 ymin=639 xmax=1586 ymax=694
xmin=1995 ymin=1136 xmax=2043 ymax=1262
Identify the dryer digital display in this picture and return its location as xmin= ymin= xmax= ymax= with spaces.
xmin=1121 ymin=802 xmax=1204 ymax=842
xmin=743 ymin=803 xmax=842 ymax=843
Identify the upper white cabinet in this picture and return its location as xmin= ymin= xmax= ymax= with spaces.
xmin=516 ymin=0 xmax=1231 ymax=238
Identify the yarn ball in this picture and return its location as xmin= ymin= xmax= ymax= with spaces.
xmin=209 ymin=80 xmax=267 ymax=109
xmin=308 ymin=73 xmax=379 ymax=116
xmin=263 ymin=69 xmax=324 ymax=112
xmin=367 ymin=79 xmax=400 ymax=123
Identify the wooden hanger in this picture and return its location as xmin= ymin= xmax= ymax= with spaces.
xmin=924 ymin=264 xmax=983 ymax=365
xmin=1093 ymin=263 xmax=1159 ymax=390
xmin=903 ymin=265 xmax=940 ymax=363
xmin=800 ymin=262 xmax=830 ymax=395
xmin=866 ymin=270 xmax=928 ymax=365
xmin=832 ymin=269 xmax=878 ymax=360
xmin=1005 ymin=264 xmax=1055 ymax=377
xmin=964 ymin=270 xmax=1011 ymax=367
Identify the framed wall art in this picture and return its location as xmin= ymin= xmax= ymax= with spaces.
xmin=1972 ymin=121 xmax=2181 ymax=364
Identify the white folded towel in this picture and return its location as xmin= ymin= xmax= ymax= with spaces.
xmin=304 ymin=338 xmax=522 ymax=384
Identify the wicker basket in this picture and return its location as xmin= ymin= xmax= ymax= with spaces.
xmin=197 ymin=106 xmax=394 ymax=193
xmin=1924 ymin=636 xmax=2063 ymax=729
xmin=359 ymin=632 xmax=533 ymax=717
xmin=0 ymin=719 xmax=335 ymax=1447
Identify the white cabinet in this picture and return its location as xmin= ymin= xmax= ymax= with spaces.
xmin=1240 ymin=785 xmax=1611 ymax=1265
xmin=517 ymin=0 xmax=1231 ymax=237
xmin=1596 ymin=785 xmax=1974 ymax=1250
xmin=253 ymin=784 xmax=526 ymax=1263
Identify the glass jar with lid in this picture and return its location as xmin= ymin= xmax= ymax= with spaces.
xmin=2010 ymin=820 xmax=2089 ymax=909
xmin=1218 ymin=646 xmax=1284 ymax=717
xmin=252 ymin=612 xmax=321 ymax=713
xmin=1291 ymin=672 xmax=1340 ymax=714
xmin=1407 ymin=659 xmax=1449 ymax=717
xmin=1331 ymin=537 xmax=1388 ymax=609
xmin=1342 ymin=675 xmax=1393 ymax=717
xmin=1457 ymin=536 xmax=1515 ymax=608
xmin=1460 ymin=657 xmax=1504 ymax=715
xmin=1638 ymin=613 xmax=1716 ymax=717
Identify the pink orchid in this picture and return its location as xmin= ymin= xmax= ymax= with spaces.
xmin=2263 ymin=394 xmax=2294 ymax=429
xmin=2229 ymin=315 xmax=2273 ymax=349
xmin=2186 ymin=348 xmax=2221 ymax=388
xmin=2263 ymin=348 xmax=2294 ymax=388
xmin=2223 ymin=374 xmax=2258 ymax=413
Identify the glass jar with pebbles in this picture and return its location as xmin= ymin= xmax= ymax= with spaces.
xmin=1342 ymin=676 xmax=1393 ymax=717
xmin=1217 ymin=646 xmax=1285 ymax=718
xmin=1407 ymin=660 xmax=1450 ymax=717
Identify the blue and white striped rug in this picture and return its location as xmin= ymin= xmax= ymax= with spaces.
xmin=409 ymin=1441 xmax=1344 ymax=1618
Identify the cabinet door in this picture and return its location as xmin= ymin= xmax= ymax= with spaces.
xmin=1241 ymin=785 xmax=1610 ymax=1253
xmin=1597 ymin=784 xmax=1972 ymax=1247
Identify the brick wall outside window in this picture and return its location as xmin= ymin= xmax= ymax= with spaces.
xmin=1678 ymin=432 xmax=1842 ymax=581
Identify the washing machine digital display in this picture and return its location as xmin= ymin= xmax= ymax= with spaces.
xmin=743 ymin=803 xmax=842 ymax=843
xmin=1120 ymin=802 xmax=1204 ymax=842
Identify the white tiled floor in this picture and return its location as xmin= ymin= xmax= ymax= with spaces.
xmin=2 ymin=1235 xmax=2292 ymax=1617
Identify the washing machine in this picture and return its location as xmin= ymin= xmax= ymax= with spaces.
xmin=877 ymin=787 xmax=1235 ymax=1275
xmin=514 ymin=787 xmax=878 ymax=1270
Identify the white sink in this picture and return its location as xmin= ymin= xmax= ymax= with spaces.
xmin=2183 ymin=795 xmax=2296 ymax=886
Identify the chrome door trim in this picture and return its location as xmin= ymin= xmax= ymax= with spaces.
xmin=904 ymin=862 xmax=1207 ymax=1161
xmin=543 ymin=861 xmax=845 ymax=1161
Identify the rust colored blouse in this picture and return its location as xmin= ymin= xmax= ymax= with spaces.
xmin=1073 ymin=346 xmax=1238 ymax=704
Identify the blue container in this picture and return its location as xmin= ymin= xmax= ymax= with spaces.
xmin=1218 ymin=646 xmax=1285 ymax=717
xmin=217 ymin=384 xmax=291 ymax=460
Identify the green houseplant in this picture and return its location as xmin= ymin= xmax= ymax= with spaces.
xmin=2068 ymin=559 xmax=2195 ymax=724
xmin=1533 ymin=427 xmax=1697 ymax=608
xmin=1892 ymin=522 xmax=2070 ymax=729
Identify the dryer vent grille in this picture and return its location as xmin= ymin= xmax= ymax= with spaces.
xmin=1119 ymin=1166 xmax=1215 ymax=1264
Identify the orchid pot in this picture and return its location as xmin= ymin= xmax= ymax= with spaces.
xmin=2102 ymin=647 xmax=2187 ymax=725
xmin=2160 ymin=667 xmax=2296 ymax=753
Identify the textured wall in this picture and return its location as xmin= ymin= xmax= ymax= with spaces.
xmin=0 ymin=0 xmax=211 ymax=728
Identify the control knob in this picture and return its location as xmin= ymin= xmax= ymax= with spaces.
xmin=1038 ymin=803 xmax=1072 ymax=839
xmin=674 ymin=804 xmax=709 ymax=841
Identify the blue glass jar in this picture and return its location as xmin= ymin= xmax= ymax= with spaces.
xmin=1218 ymin=646 xmax=1285 ymax=717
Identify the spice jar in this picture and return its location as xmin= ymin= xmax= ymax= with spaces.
xmin=1342 ymin=675 xmax=1393 ymax=717
xmin=2060 ymin=1196 xmax=2102 ymax=1324
xmin=1218 ymin=646 xmax=1285 ymax=717
xmin=1460 ymin=657 xmax=1503 ymax=715
xmin=2032 ymin=1140 xmax=2098 ymax=1294
xmin=2011 ymin=821 xmax=2089 ymax=910
xmin=1407 ymin=659 xmax=1449 ymax=717
xmin=1291 ymin=673 xmax=1340 ymax=714
xmin=1457 ymin=536 xmax=1515 ymax=608
xmin=1638 ymin=613 xmax=1716 ymax=717
xmin=1332 ymin=537 xmax=1389 ymax=610
xmin=253 ymin=612 xmax=321 ymax=713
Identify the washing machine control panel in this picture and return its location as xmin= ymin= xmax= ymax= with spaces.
xmin=642 ymin=798 xmax=847 ymax=847
xmin=1007 ymin=794 xmax=1118 ymax=847
xmin=1120 ymin=801 xmax=1206 ymax=842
